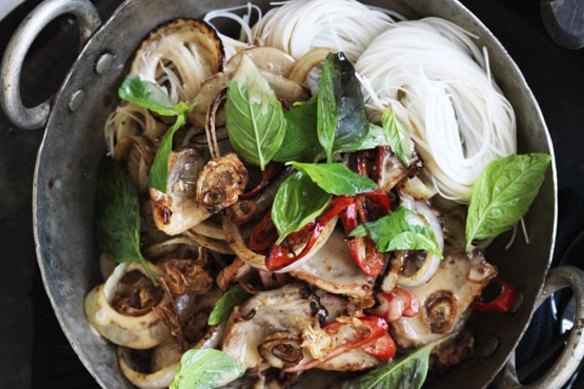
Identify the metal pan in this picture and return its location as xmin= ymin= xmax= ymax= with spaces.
xmin=1 ymin=0 xmax=583 ymax=387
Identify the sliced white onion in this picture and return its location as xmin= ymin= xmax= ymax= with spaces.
xmin=84 ymin=262 xmax=171 ymax=349
xmin=397 ymin=195 xmax=444 ymax=287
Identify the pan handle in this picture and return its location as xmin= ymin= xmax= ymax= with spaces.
xmin=496 ymin=265 xmax=584 ymax=388
xmin=0 ymin=0 xmax=101 ymax=130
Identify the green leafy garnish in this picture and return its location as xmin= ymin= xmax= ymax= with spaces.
xmin=273 ymin=97 xmax=323 ymax=163
xmin=289 ymin=162 xmax=377 ymax=195
xmin=272 ymin=171 xmax=332 ymax=244
xmin=95 ymin=158 xmax=147 ymax=267
xmin=147 ymin=114 xmax=187 ymax=192
xmin=465 ymin=153 xmax=551 ymax=251
xmin=208 ymin=285 xmax=251 ymax=326
xmin=343 ymin=341 xmax=437 ymax=389
xmin=225 ymin=54 xmax=286 ymax=170
xmin=170 ymin=349 xmax=243 ymax=389
xmin=119 ymin=76 xmax=188 ymax=117
xmin=118 ymin=76 xmax=190 ymax=193
xmin=318 ymin=52 xmax=369 ymax=162
xmin=382 ymin=107 xmax=412 ymax=166
xmin=350 ymin=206 xmax=442 ymax=256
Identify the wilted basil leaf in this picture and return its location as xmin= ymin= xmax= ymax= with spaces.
xmin=148 ymin=113 xmax=186 ymax=192
xmin=290 ymin=162 xmax=377 ymax=195
xmin=272 ymin=171 xmax=332 ymax=244
xmin=208 ymin=285 xmax=251 ymax=326
xmin=119 ymin=76 xmax=187 ymax=117
xmin=350 ymin=206 xmax=442 ymax=256
xmin=382 ymin=107 xmax=412 ymax=166
xmin=318 ymin=52 xmax=369 ymax=161
xmin=343 ymin=341 xmax=437 ymax=389
xmin=170 ymin=349 xmax=243 ymax=389
xmin=465 ymin=153 xmax=551 ymax=251
xmin=273 ymin=97 xmax=323 ymax=163
xmin=226 ymin=55 xmax=286 ymax=170
xmin=96 ymin=158 xmax=146 ymax=266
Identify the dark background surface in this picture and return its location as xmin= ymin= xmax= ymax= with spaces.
xmin=0 ymin=0 xmax=582 ymax=388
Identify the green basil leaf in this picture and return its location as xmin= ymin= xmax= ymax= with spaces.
xmin=225 ymin=54 xmax=286 ymax=170
xmin=272 ymin=171 xmax=332 ymax=244
xmin=96 ymin=158 xmax=145 ymax=264
xmin=343 ymin=341 xmax=437 ymax=389
xmin=148 ymin=114 xmax=187 ymax=192
xmin=350 ymin=206 xmax=442 ymax=256
xmin=273 ymin=96 xmax=324 ymax=163
xmin=465 ymin=153 xmax=551 ymax=251
xmin=318 ymin=52 xmax=369 ymax=161
xmin=208 ymin=285 xmax=251 ymax=326
xmin=358 ymin=123 xmax=389 ymax=151
xmin=170 ymin=349 xmax=243 ymax=389
xmin=290 ymin=162 xmax=377 ymax=195
xmin=119 ymin=76 xmax=179 ymax=117
xmin=382 ymin=107 xmax=412 ymax=166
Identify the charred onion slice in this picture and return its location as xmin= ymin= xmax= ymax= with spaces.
xmin=188 ymin=73 xmax=229 ymax=130
xmin=150 ymin=148 xmax=211 ymax=236
xmin=225 ymin=47 xmax=297 ymax=77
xmin=195 ymin=152 xmax=248 ymax=213
xmin=288 ymin=47 xmax=332 ymax=86
xmin=84 ymin=262 xmax=171 ymax=349
xmin=130 ymin=19 xmax=224 ymax=104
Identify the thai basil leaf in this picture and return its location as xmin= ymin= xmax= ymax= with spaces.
xmin=382 ymin=107 xmax=412 ymax=166
xmin=342 ymin=341 xmax=437 ymax=389
xmin=119 ymin=76 xmax=188 ymax=117
xmin=290 ymin=162 xmax=377 ymax=195
xmin=208 ymin=285 xmax=251 ymax=326
xmin=318 ymin=52 xmax=369 ymax=161
xmin=272 ymin=171 xmax=332 ymax=244
xmin=96 ymin=158 xmax=146 ymax=265
xmin=225 ymin=54 xmax=286 ymax=170
xmin=465 ymin=153 xmax=551 ymax=251
xmin=358 ymin=123 xmax=389 ymax=150
xmin=148 ymin=113 xmax=187 ymax=192
xmin=170 ymin=349 xmax=243 ymax=389
xmin=273 ymin=96 xmax=323 ymax=163
xmin=350 ymin=206 xmax=442 ymax=256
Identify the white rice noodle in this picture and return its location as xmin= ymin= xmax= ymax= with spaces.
xmin=252 ymin=0 xmax=394 ymax=62
xmin=356 ymin=18 xmax=517 ymax=202
xmin=204 ymin=3 xmax=262 ymax=60
xmin=104 ymin=103 xmax=167 ymax=153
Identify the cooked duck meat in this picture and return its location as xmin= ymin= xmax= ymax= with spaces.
xmin=390 ymin=250 xmax=497 ymax=348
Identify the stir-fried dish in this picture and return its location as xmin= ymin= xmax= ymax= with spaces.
xmin=85 ymin=0 xmax=551 ymax=388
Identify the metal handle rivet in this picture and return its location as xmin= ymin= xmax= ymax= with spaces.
xmin=482 ymin=337 xmax=500 ymax=358
xmin=68 ymin=89 xmax=85 ymax=112
xmin=95 ymin=52 xmax=113 ymax=74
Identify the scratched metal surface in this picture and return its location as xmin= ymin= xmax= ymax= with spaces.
xmin=0 ymin=0 xmax=582 ymax=388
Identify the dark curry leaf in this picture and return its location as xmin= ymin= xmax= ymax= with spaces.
xmin=317 ymin=52 xmax=369 ymax=161
xmin=96 ymin=158 xmax=145 ymax=265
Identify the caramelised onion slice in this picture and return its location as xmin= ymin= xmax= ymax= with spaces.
xmin=288 ymin=47 xmax=331 ymax=86
xmin=130 ymin=19 xmax=224 ymax=104
xmin=118 ymin=324 xmax=225 ymax=389
xmin=84 ymin=262 xmax=171 ymax=349
xmin=224 ymin=47 xmax=297 ymax=77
